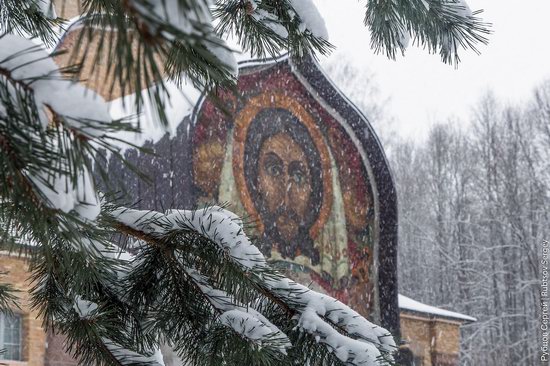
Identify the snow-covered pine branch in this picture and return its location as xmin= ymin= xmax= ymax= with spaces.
xmin=70 ymin=297 xmax=165 ymax=366
xmin=215 ymin=0 xmax=332 ymax=59
xmin=111 ymin=205 xmax=397 ymax=365
xmin=0 ymin=0 xmax=60 ymax=45
xmin=0 ymin=34 xmax=139 ymax=229
xmin=365 ymin=0 xmax=489 ymax=64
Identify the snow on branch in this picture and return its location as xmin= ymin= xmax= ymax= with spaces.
xmin=445 ymin=0 xmax=473 ymax=18
xmin=266 ymin=277 xmax=396 ymax=360
xmin=73 ymin=296 xmax=99 ymax=320
xmin=27 ymin=164 xmax=100 ymax=220
xmin=242 ymin=0 xmax=328 ymax=40
xmin=113 ymin=205 xmax=265 ymax=269
xmin=68 ymin=296 xmax=165 ymax=365
xmin=219 ymin=309 xmax=287 ymax=350
xmin=111 ymin=205 xmax=396 ymax=365
xmin=0 ymin=34 xmax=121 ymax=220
xmin=124 ymin=0 xmax=239 ymax=78
xmin=0 ymin=34 xmax=110 ymax=133
xmin=250 ymin=7 xmax=289 ymax=39
xmin=297 ymin=307 xmax=381 ymax=365
xmin=187 ymin=268 xmax=291 ymax=355
xmin=102 ymin=340 xmax=166 ymax=366
xmin=33 ymin=0 xmax=57 ymax=19
xmin=126 ymin=0 xmax=213 ymax=40
xmin=288 ymin=0 xmax=329 ymax=40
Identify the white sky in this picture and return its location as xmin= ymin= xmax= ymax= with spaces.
xmin=315 ymin=0 xmax=550 ymax=140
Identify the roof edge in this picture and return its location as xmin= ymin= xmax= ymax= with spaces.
xmin=398 ymin=294 xmax=477 ymax=324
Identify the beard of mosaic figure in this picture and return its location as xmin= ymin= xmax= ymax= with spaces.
xmin=245 ymin=108 xmax=323 ymax=265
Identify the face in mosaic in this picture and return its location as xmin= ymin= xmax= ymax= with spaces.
xmin=244 ymin=108 xmax=323 ymax=266
xmin=193 ymin=89 xmax=378 ymax=318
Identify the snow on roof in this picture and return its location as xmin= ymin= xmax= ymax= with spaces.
xmin=398 ymin=294 xmax=476 ymax=323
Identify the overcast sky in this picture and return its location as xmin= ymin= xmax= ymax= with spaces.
xmin=314 ymin=0 xmax=550 ymax=140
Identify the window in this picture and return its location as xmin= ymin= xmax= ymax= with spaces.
xmin=0 ymin=313 xmax=22 ymax=361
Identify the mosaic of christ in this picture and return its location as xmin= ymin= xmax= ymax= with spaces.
xmin=192 ymin=92 xmax=378 ymax=317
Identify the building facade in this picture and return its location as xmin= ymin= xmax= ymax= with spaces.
xmin=0 ymin=253 xmax=76 ymax=366
xmin=398 ymin=295 xmax=475 ymax=366
xmin=0 ymin=252 xmax=475 ymax=366
xmin=0 ymin=253 xmax=473 ymax=366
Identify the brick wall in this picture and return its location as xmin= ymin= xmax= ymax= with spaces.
xmin=0 ymin=253 xmax=46 ymax=366
xmin=54 ymin=28 xmax=134 ymax=102
xmin=53 ymin=25 xmax=164 ymax=103
xmin=432 ymin=321 xmax=461 ymax=355
xmin=400 ymin=314 xmax=433 ymax=365
xmin=54 ymin=0 xmax=83 ymax=19
xmin=400 ymin=312 xmax=463 ymax=366
xmin=44 ymin=332 xmax=77 ymax=366
xmin=0 ymin=253 xmax=77 ymax=366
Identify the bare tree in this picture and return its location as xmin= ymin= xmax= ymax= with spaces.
xmin=391 ymin=85 xmax=549 ymax=366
